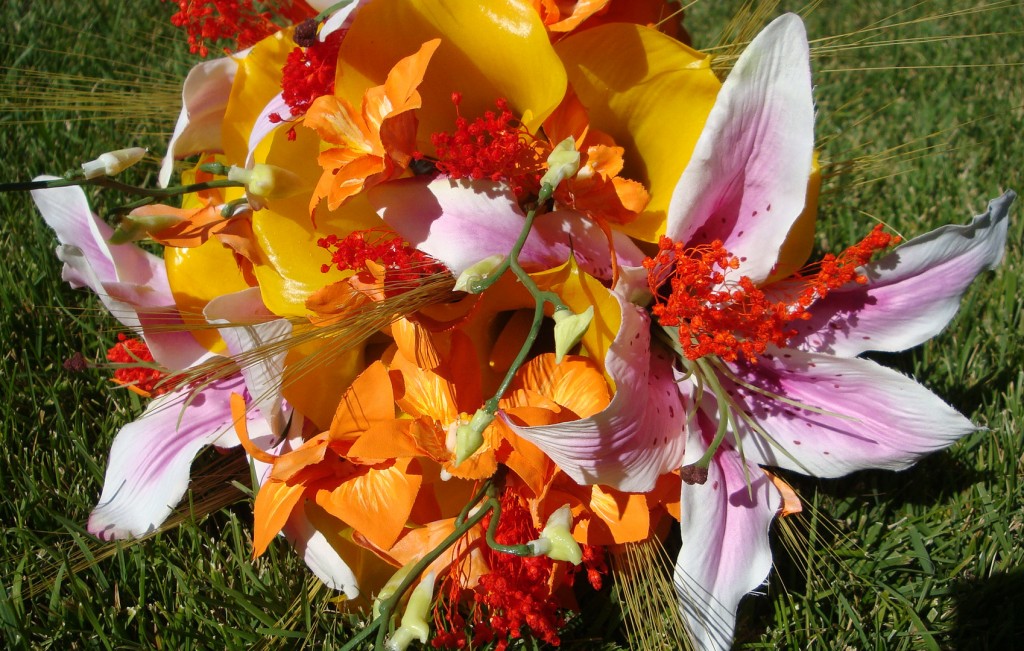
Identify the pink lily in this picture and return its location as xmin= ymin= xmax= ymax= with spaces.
xmin=159 ymin=54 xmax=241 ymax=187
xmin=370 ymin=176 xmax=647 ymax=282
xmin=30 ymin=181 xmax=208 ymax=369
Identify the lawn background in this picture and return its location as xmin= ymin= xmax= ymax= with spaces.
xmin=1 ymin=1 xmax=1021 ymax=649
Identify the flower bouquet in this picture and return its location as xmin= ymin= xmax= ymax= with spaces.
xmin=4 ymin=1 xmax=1017 ymax=649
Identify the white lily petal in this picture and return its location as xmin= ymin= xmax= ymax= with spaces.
xmin=205 ymin=287 xmax=292 ymax=435
xmin=88 ymin=375 xmax=251 ymax=540
xmin=791 ymin=191 xmax=1014 ymax=356
xmin=159 ymin=54 xmax=241 ymax=187
xmin=675 ymin=416 xmax=781 ymax=651
xmin=666 ymin=13 xmax=814 ymax=284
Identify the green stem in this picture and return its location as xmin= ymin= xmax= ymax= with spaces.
xmin=691 ymin=356 xmax=732 ymax=469
xmin=0 ymin=175 xmax=242 ymax=198
xmin=339 ymin=484 xmax=497 ymax=651
xmin=483 ymin=496 xmax=534 ymax=557
xmin=471 ymin=182 xmax=568 ymax=418
xmin=315 ymin=0 xmax=354 ymax=22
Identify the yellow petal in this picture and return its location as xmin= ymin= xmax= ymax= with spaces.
xmin=533 ymin=258 xmax=622 ymax=387
xmin=250 ymin=125 xmax=383 ymax=317
xmin=768 ymin=153 xmax=822 ymax=282
xmin=222 ymin=29 xmax=295 ymax=165
xmin=334 ymin=0 xmax=566 ymax=146
xmin=555 ymin=23 xmax=721 ymax=241
xmin=164 ymin=238 xmax=250 ymax=352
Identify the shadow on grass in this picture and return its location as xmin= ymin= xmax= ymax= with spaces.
xmin=951 ymin=570 xmax=1024 ymax=650
xmin=781 ymin=450 xmax=990 ymax=516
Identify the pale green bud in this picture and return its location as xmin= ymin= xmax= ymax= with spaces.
xmin=109 ymin=212 xmax=183 ymax=244
xmin=81 ymin=147 xmax=147 ymax=179
xmin=384 ymin=572 xmax=436 ymax=651
xmin=454 ymin=408 xmax=495 ymax=466
xmin=540 ymin=136 xmax=581 ymax=190
xmin=453 ymin=254 xmax=505 ymax=293
xmin=552 ymin=305 xmax=594 ymax=363
xmin=529 ymin=505 xmax=582 ymax=565
xmin=227 ymin=164 xmax=302 ymax=206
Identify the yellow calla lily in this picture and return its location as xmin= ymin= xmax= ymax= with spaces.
xmin=221 ymin=28 xmax=296 ymax=164
xmin=334 ymin=0 xmax=567 ymax=147
xmin=555 ymin=23 xmax=721 ymax=241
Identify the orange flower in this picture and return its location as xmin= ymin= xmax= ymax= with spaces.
xmin=304 ymin=39 xmax=440 ymax=213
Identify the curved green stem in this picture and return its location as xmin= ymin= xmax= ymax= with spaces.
xmin=470 ymin=182 xmax=568 ymax=420
xmin=337 ymin=497 xmax=493 ymax=651
xmin=483 ymin=495 xmax=534 ymax=557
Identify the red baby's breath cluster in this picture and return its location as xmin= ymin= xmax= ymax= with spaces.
xmin=106 ymin=334 xmax=172 ymax=396
xmin=433 ymin=492 xmax=564 ymax=650
xmin=793 ymin=224 xmax=898 ymax=307
xmin=425 ymin=95 xmax=546 ymax=197
xmin=645 ymin=240 xmax=792 ymax=363
xmin=269 ymin=28 xmax=345 ymax=132
xmin=645 ymin=225 xmax=897 ymax=364
xmin=317 ymin=229 xmax=448 ymax=289
xmin=165 ymin=0 xmax=312 ymax=56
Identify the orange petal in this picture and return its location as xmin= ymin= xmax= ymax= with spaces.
xmin=767 ymin=470 xmax=803 ymax=517
xmin=347 ymin=418 xmax=441 ymax=462
xmin=581 ymin=484 xmax=651 ymax=545
xmin=329 ymin=361 xmax=397 ymax=439
xmin=270 ymin=433 xmax=330 ymax=482
xmin=387 ymin=517 xmax=488 ymax=588
xmin=390 ymin=353 xmax=458 ymax=425
xmin=510 ymin=353 xmax=611 ymax=418
xmin=392 ymin=318 xmax=443 ymax=371
xmin=252 ymin=478 xmax=306 ymax=558
xmin=230 ymin=392 xmax=278 ymax=463
xmin=315 ymin=458 xmax=423 ymax=550
xmin=305 ymin=95 xmax=373 ymax=150
xmin=380 ymin=39 xmax=441 ymax=120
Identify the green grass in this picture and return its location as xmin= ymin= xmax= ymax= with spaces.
xmin=1 ymin=1 xmax=1022 ymax=649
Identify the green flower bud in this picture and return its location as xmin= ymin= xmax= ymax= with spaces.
xmin=553 ymin=305 xmax=594 ymax=363
xmin=227 ymin=164 xmax=302 ymax=207
xmin=540 ymin=136 xmax=581 ymax=190
xmin=529 ymin=505 xmax=582 ymax=565
xmin=453 ymin=254 xmax=505 ymax=293
xmin=109 ymin=212 xmax=183 ymax=244
xmin=384 ymin=572 xmax=436 ymax=651
xmin=454 ymin=408 xmax=495 ymax=465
